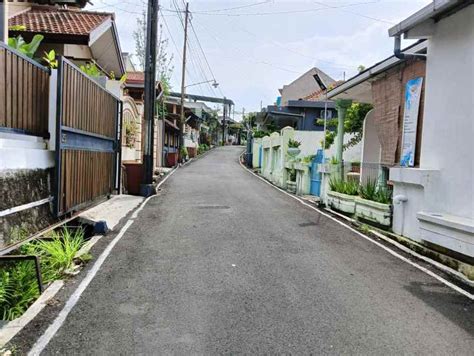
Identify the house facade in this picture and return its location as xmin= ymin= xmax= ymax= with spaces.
xmin=388 ymin=0 xmax=474 ymax=259
xmin=8 ymin=2 xmax=125 ymax=79
xmin=279 ymin=67 xmax=336 ymax=106
xmin=327 ymin=0 xmax=473 ymax=261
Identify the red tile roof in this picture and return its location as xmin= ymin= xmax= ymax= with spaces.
xmin=9 ymin=6 xmax=113 ymax=36
xmin=125 ymin=71 xmax=144 ymax=84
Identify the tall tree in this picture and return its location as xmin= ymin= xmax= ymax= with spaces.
xmin=133 ymin=10 xmax=174 ymax=82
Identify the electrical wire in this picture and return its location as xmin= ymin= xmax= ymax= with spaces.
xmin=313 ymin=1 xmax=394 ymax=25
xmin=188 ymin=0 xmax=381 ymax=17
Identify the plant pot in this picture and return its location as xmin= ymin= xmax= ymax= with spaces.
xmin=327 ymin=191 xmax=356 ymax=214
xmin=287 ymin=147 xmax=301 ymax=157
xmin=286 ymin=180 xmax=297 ymax=194
xmin=355 ymin=197 xmax=392 ymax=227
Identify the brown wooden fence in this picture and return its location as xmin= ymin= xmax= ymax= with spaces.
xmin=0 ymin=42 xmax=50 ymax=137
xmin=55 ymin=57 xmax=121 ymax=216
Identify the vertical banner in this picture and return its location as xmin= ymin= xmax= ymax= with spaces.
xmin=400 ymin=77 xmax=423 ymax=167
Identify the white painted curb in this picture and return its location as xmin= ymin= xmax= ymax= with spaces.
xmin=0 ymin=280 xmax=64 ymax=348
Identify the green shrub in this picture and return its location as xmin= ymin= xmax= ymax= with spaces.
xmin=34 ymin=228 xmax=85 ymax=281
xmin=301 ymin=155 xmax=315 ymax=164
xmin=344 ymin=180 xmax=359 ymax=195
xmin=329 ymin=177 xmax=359 ymax=196
xmin=1 ymin=261 xmax=40 ymax=320
xmin=330 ymin=156 xmax=339 ymax=165
xmin=1 ymin=228 xmax=85 ymax=321
xmin=375 ymin=188 xmax=392 ymax=204
xmin=252 ymin=130 xmax=267 ymax=138
xmin=359 ymin=179 xmax=392 ymax=204
xmin=180 ymin=146 xmax=188 ymax=158
xmin=359 ymin=179 xmax=377 ymax=201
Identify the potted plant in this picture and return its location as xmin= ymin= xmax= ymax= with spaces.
xmin=180 ymin=146 xmax=189 ymax=163
xmin=326 ymin=177 xmax=359 ymax=214
xmin=287 ymin=138 xmax=301 ymax=157
xmin=124 ymin=120 xmax=137 ymax=148
xmin=355 ymin=179 xmax=392 ymax=227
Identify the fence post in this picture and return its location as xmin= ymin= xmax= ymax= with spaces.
xmin=48 ymin=69 xmax=58 ymax=151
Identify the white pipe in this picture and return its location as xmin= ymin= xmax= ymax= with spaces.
xmin=0 ymin=197 xmax=53 ymax=218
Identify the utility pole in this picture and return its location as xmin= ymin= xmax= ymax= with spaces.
xmin=0 ymin=0 xmax=8 ymax=42
xmin=222 ymin=97 xmax=226 ymax=145
xmin=140 ymin=0 xmax=159 ymax=197
xmin=179 ymin=2 xmax=189 ymax=152
xmin=239 ymin=107 xmax=245 ymax=145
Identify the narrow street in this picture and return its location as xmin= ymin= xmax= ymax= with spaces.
xmin=41 ymin=147 xmax=473 ymax=354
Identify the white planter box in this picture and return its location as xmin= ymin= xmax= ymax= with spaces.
xmin=355 ymin=197 xmax=392 ymax=227
xmin=327 ymin=191 xmax=356 ymax=214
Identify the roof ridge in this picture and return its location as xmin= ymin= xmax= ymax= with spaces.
xmin=27 ymin=5 xmax=114 ymax=17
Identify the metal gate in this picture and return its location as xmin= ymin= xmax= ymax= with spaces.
xmin=54 ymin=57 xmax=122 ymax=217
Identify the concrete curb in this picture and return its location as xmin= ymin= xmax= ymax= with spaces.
xmin=0 ymin=281 xmax=64 ymax=348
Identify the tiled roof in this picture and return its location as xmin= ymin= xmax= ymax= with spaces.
xmin=125 ymin=71 xmax=144 ymax=84
xmin=9 ymin=6 xmax=113 ymax=36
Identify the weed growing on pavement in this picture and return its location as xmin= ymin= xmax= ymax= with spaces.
xmin=0 ymin=227 xmax=86 ymax=321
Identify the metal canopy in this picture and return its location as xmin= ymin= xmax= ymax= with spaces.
xmin=169 ymin=92 xmax=234 ymax=106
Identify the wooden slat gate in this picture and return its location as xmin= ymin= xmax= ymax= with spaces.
xmin=0 ymin=42 xmax=50 ymax=137
xmin=54 ymin=57 xmax=122 ymax=217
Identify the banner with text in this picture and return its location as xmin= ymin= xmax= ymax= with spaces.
xmin=400 ymin=77 xmax=423 ymax=167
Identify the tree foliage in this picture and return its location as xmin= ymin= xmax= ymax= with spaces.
xmin=133 ymin=10 xmax=174 ymax=81
xmin=316 ymin=103 xmax=373 ymax=150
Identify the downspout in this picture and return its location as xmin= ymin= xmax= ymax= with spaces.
xmin=394 ymin=35 xmax=427 ymax=60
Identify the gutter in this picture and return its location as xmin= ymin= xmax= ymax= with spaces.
xmin=388 ymin=0 xmax=462 ymax=37
xmin=393 ymin=35 xmax=426 ymax=60
xmin=327 ymin=41 xmax=427 ymax=99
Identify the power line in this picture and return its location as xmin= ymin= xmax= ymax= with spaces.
xmin=160 ymin=8 xmax=198 ymax=90
xmin=194 ymin=19 xmax=301 ymax=75
xmin=173 ymin=1 xmax=222 ymax=97
xmin=188 ymin=0 xmax=381 ymax=17
xmin=188 ymin=20 xmax=224 ymax=97
xmin=195 ymin=0 xmax=272 ymax=13
xmin=313 ymin=1 xmax=394 ymax=25
xmin=220 ymin=15 xmax=355 ymax=70
xmin=172 ymin=0 xmax=206 ymax=95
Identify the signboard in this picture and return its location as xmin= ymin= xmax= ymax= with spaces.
xmin=400 ymin=77 xmax=423 ymax=167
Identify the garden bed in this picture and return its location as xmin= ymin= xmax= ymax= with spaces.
xmin=355 ymin=197 xmax=392 ymax=228
xmin=327 ymin=191 xmax=356 ymax=214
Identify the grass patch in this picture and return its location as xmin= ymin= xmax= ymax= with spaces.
xmin=0 ymin=227 xmax=86 ymax=321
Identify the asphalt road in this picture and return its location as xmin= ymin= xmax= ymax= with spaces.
xmin=42 ymin=146 xmax=473 ymax=355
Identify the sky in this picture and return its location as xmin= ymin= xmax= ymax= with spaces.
xmin=86 ymin=0 xmax=431 ymax=119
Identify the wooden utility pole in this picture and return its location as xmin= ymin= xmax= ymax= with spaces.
xmin=179 ymin=2 xmax=189 ymax=151
xmin=140 ymin=0 xmax=159 ymax=197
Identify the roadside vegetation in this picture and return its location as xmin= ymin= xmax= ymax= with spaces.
xmin=329 ymin=177 xmax=392 ymax=204
xmin=0 ymin=228 xmax=89 ymax=321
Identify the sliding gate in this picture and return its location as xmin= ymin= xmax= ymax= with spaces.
xmin=54 ymin=57 xmax=122 ymax=216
